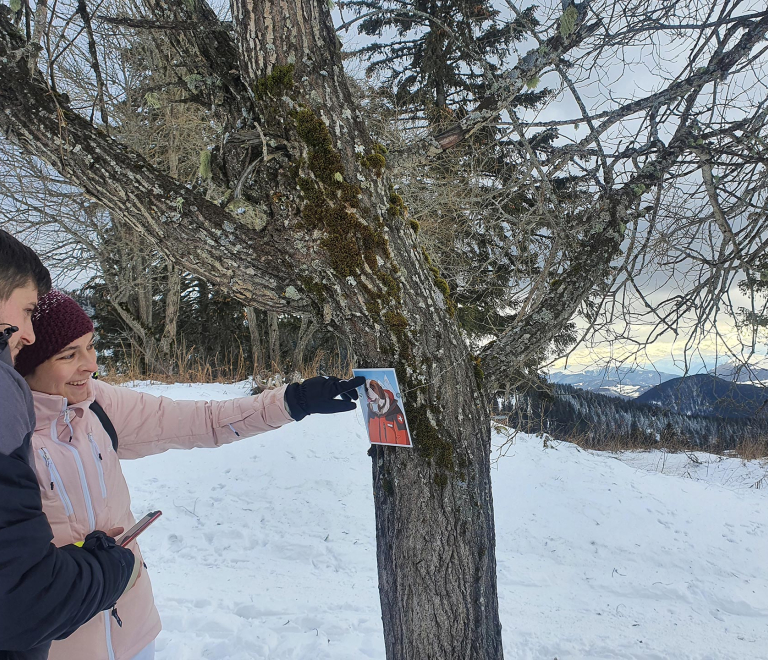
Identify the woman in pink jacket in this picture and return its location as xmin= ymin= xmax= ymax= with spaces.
xmin=15 ymin=291 xmax=364 ymax=660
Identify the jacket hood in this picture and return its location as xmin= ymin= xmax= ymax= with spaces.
xmin=384 ymin=388 xmax=396 ymax=411
xmin=31 ymin=380 xmax=95 ymax=430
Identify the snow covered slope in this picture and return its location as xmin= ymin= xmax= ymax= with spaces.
xmin=119 ymin=381 xmax=768 ymax=660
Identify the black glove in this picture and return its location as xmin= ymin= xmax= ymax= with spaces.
xmin=284 ymin=376 xmax=366 ymax=421
xmin=80 ymin=529 xmax=120 ymax=553
xmin=79 ymin=530 xmax=136 ymax=615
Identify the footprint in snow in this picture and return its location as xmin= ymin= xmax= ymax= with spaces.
xmin=167 ymin=534 xmax=183 ymax=552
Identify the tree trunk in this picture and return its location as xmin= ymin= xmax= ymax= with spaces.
xmin=267 ymin=311 xmax=280 ymax=372
xmin=233 ymin=7 xmax=503 ymax=655
xmin=159 ymin=262 xmax=181 ymax=369
xmin=197 ymin=277 xmax=209 ymax=321
xmin=27 ymin=0 xmax=47 ymax=74
xmin=245 ymin=306 xmax=264 ymax=375
xmin=99 ymin=232 xmax=165 ymax=375
xmin=107 ymin=295 xmax=164 ymax=374
xmin=292 ymin=316 xmax=317 ymax=372
xmin=134 ymin=250 xmax=153 ymax=330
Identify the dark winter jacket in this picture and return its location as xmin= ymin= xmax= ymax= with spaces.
xmin=0 ymin=333 xmax=135 ymax=659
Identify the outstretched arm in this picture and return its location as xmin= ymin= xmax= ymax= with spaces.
xmin=93 ymin=379 xmax=294 ymax=460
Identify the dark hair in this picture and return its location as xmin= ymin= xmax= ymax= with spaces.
xmin=0 ymin=229 xmax=52 ymax=302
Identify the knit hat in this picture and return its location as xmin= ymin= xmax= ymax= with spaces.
xmin=15 ymin=290 xmax=94 ymax=377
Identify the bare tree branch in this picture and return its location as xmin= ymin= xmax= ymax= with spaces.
xmin=0 ymin=9 xmax=305 ymax=312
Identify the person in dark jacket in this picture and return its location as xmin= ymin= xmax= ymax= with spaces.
xmin=0 ymin=229 xmax=137 ymax=660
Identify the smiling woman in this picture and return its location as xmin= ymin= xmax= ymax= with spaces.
xmin=17 ymin=292 xmax=98 ymax=404
xmin=24 ymin=331 xmax=98 ymax=404
xmin=11 ymin=288 xmax=364 ymax=660
xmin=15 ymin=290 xmax=97 ymax=399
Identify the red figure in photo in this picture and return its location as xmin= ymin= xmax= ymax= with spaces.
xmin=365 ymin=379 xmax=410 ymax=446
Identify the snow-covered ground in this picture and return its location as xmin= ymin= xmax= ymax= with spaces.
xmin=120 ymin=381 xmax=768 ymax=660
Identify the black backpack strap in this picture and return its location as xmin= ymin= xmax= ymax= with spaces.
xmin=89 ymin=400 xmax=119 ymax=452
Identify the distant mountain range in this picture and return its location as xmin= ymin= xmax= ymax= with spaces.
xmin=548 ymin=368 xmax=678 ymax=398
xmin=636 ymin=374 xmax=768 ymax=419
xmin=707 ymin=361 xmax=768 ymax=385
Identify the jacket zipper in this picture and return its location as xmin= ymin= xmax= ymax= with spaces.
xmin=103 ymin=611 xmax=116 ymax=660
xmin=51 ymin=406 xmax=96 ymax=533
xmin=54 ymin=405 xmax=116 ymax=660
xmin=88 ymin=433 xmax=108 ymax=498
xmin=38 ymin=448 xmax=75 ymax=517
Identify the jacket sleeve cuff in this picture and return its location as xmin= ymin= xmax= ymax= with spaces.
xmin=283 ymin=392 xmax=294 ymax=420
xmin=259 ymin=383 xmax=294 ymax=427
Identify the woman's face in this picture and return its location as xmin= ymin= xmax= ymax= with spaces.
xmin=25 ymin=332 xmax=98 ymax=405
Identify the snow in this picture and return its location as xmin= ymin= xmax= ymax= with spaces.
xmin=605 ymin=448 xmax=768 ymax=490
xmin=120 ymin=381 xmax=768 ymax=659
xmin=602 ymin=383 xmax=645 ymax=398
xmin=494 ymin=438 xmax=768 ymax=659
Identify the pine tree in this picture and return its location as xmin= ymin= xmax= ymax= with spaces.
xmin=739 ymin=257 xmax=768 ymax=332
xmin=347 ymin=0 xmax=536 ymax=117
xmin=348 ymin=1 xmax=579 ymax=359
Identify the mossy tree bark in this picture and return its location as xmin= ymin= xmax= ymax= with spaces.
xmin=229 ymin=5 xmax=504 ymax=656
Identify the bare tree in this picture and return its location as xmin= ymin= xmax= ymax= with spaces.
xmin=2 ymin=0 xmax=768 ymax=657
xmin=0 ymin=139 xmax=174 ymax=370
xmin=244 ymin=305 xmax=265 ymax=373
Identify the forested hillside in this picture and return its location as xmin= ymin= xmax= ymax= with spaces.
xmin=503 ymin=383 xmax=768 ymax=451
xmin=636 ymin=374 xmax=768 ymax=419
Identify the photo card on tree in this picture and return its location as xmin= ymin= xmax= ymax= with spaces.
xmin=352 ymin=368 xmax=413 ymax=448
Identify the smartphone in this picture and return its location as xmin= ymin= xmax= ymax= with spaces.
xmin=117 ymin=511 xmax=162 ymax=547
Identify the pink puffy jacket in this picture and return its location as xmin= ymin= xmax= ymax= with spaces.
xmin=29 ymin=378 xmax=292 ymax=660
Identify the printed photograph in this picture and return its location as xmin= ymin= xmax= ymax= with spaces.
xmin=352 ymin=368 xmax=413 ymax=448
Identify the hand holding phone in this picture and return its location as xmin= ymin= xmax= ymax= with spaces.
xmin=117 ymin=511 xmax=162 ymax=547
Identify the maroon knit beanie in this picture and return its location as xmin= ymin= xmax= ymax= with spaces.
xmin=15 ymin=290 xmax=94 ymax=377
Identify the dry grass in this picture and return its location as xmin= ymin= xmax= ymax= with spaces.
xmin=733 ymin=436 xmax=768 ymax=461
xmin=101 ymin=341 xmax=250 ymax=385
xmin=100 ymin=345 xmax=354 ymax=388
xmin=296 ymin=349 xmax=353 ymax=380
xmin=492 ymin=412 xmax=768 ymax=463
xmin=563 ymin=428 xmax=768 ymax=462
